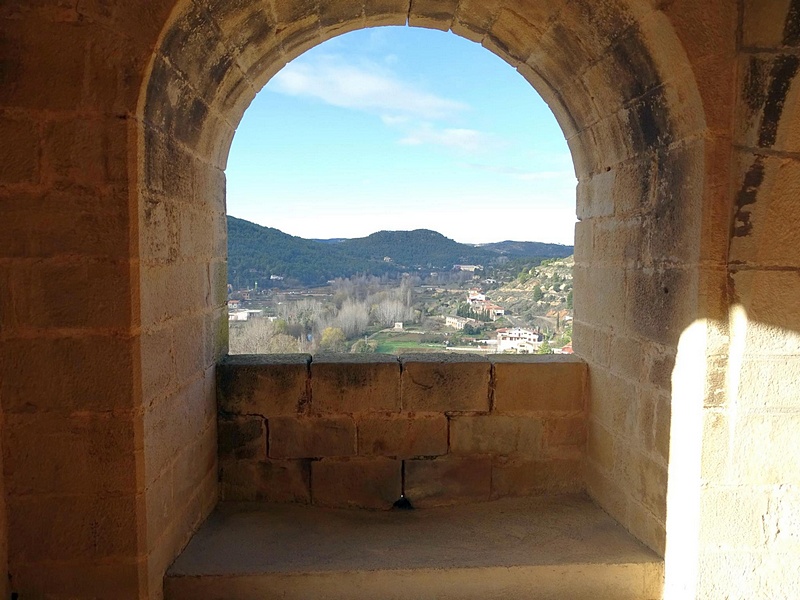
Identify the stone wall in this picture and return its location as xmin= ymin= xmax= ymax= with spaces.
xmin=218 ymin=354 xmax=586 ymax=509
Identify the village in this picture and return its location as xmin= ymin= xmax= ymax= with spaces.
xmin=227 ymin=257 xmax=574 ymax=355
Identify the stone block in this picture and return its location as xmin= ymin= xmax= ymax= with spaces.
xmin=0 ymin=334 xmax=135 ymax=413
xmin=491 ymin=355 xmax=586 ymax=413
xmin=4 ymin=413 xmax=138 ymax=496
xmin=19 ymin=258 xmax=132 ymax=329
xmin=364 ymin=0 xmax=413 ymax=27
xmin=576 ymin=168 xmax=615 ymax=219
xmin=357 ymin=414 xmax=447 ymax=457
xmin=143 ymin=377 xmax=210 ymax=485
xmin=490 ymin=457 xmax=537 ymax=499
xmin=401 ymin=354 xmax=490 ymax=412
xmin=9 ymin=561 xmax=142 ymax=600
xmin=221 ymin=459 xmax=311 ymax=503
xmin=491 ymin=457 xmax=583 ymax=499
xmin=573 ymin=218 xmax=594 ymax=264
xmin=534 ymin=457 xmax=584 ymax=494
xmin=311 ymin=354 xmax=400 ymax=414
xmin=408 ymin=0 xmax=458 ymax=30
xmin=140 ymin=262 xmax=208 ymax=328
xmin=626 ymin=267 xmax=696 ymax=347
xmin=7 ymin=493 xmax=140 ymax=561
xmin=729 ymin=413 xmax=800 ymax=485
xmin=172 ymin=312 xmax=207 ymax=388
xmin=218 ymin=354 xmax=310 ymax=416
xmin=588 ymin=368 xmax=636 ymax=438
xmin=0 ymin=188 xmax=129 ymax=260
xmin=452 ymin=0 xmax=503 ymax=39
xmin=594 ymin=218 xmax=644 ymax=269
xmin=627 ymin=499 xmax=666 ymax=557
xmin=742 ymin=0 xmax=794 ymax=52
xmin=543 ymin=416 xmax=587 ymax=449
xmin=0 ymin=20 xmax=88 ymax=111
xmin=0 ymin=114 xmax=39 ymax=183
xmin=699 ymin=487 xmax=770 ymax=550
xmin=405 ymin=456 xmax=491 ymax=508
xmin=269 ymin=416 xmax=356 ymax=459
xmin=615 ymin=445 xmax=667 ymax=522
xmin=574 ymin=264 xmax=628 ymax=331
xmin=218 ymin=416 xmax=266 ymax=461
xmin=450 ymin=415 xmax=542 ymax=457
xmin=585 ymin=464 xmax=628 ymax=526
xmin=587 ymin=420 xmax=615 ymax=472
xmin=42 ymin=117 xmax=128 ymax=185
xmin=311 ymin=457 xmax=401 ymax=510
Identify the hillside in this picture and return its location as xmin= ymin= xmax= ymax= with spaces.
xmin=227 ymin=216 xmax=574 ymax=286
xmin=480 ymin=240 xmax=573 ymax=259
xmin=338 ymin=229 xmax=485 ymax=268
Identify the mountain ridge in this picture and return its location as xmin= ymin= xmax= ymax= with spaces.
xmin=227 ymin=215 xmax=573 ymax=286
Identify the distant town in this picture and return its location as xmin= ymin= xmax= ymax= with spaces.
xmin=227 ymin=256 xmax=574 ymax=355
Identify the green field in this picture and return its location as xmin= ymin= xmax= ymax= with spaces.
xmin=370 ymin=332 xmax=445 ymax=354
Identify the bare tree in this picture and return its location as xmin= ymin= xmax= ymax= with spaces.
xmin=335 ymin=300 xmax=370 ymax=338
xmin=229 ymin=319 xmax=303 ymax=354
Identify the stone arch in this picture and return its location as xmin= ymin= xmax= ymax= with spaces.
xmin=136 ymin=0 xmax=707 ymax=587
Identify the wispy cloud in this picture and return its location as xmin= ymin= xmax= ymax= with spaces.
xmin=400 ymin=126 xmax=492 ymax=153
xmin=271 ymin=55 xmax=466 ymax=120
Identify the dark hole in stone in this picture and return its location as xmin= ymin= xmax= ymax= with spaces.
xmin=393 ymin=495 xmax=414 ymax=510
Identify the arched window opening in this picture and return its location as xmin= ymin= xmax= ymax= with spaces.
xmin=225 ymin=26 xmax=577 ymax=356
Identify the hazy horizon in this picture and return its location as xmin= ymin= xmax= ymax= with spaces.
xmin=227 ymin=213 xmax=574 ymax=247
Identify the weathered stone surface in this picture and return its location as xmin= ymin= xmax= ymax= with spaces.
xmin=543 ymin=416 xmax=587 ymax=449
xmin=491 ymin=356 xmax=586 ymax=413
xmin=357 ymin=414 xmax=447 ymax=458
xmin=401 ymin=354 xmax=490 ymax=412
xmin=405 ymin=457 xmax=491 ymax=508
xmin=218 ymin=355 xmax=310 ymax=416
xmin=491 ymin=457 xmax=583 ymax=500
xmin=450 ymin=415 xmax=543 ymax=457
xmin=218 ymin=416 xmax=266 ymax=461
xmin=311 ymin=457 xmax=401 ymax=510
xmin=311 ymin=354 xmax=400 ymax=414
xmin=269 ymin=416 xmax=356 ymax=459
xmin=221 ymin=459 xmax=311 ymax=503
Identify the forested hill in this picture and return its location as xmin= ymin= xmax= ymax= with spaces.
xmin=227 ymin=215 xmax=573 ymax=287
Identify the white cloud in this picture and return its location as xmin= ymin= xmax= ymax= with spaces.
xmin=400 ymin=126 xmax=491 ymax=153
xmin=270 ymin=55 xmax=466 ymax=120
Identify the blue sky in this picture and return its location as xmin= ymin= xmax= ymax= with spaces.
xmin=226 ymin=26 xmax=577 ymax=245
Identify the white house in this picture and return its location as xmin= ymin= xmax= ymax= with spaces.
xmin=496 ymin=328 xmax=542 ymax=353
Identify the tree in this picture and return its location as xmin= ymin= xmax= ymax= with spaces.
xmin=319 ymin=327 xmax=347 ymax=352
xmin=537 ymin=340 xmax=552 ymax=354
xmin=566 ymin=290 xmax=573 ymax=309
xmin=532 ymin=286 xmax=544 ymax=302
xmin=335 ymin=300 xmax=370 ymax=338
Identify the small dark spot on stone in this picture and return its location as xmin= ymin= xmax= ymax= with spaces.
xmin=606 ymin=166 xmax=611 ymax=172
xmin=663 ymin=287 xmax=669 ymax=294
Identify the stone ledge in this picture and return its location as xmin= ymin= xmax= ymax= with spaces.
xmin=165 ymin=495 xmax=664 ymax=600
xmin=219 ymin=354 xmax=588 ymax=507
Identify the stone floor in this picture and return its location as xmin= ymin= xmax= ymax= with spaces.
xmin=165 ymin=494 xmax=664 ymax=599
